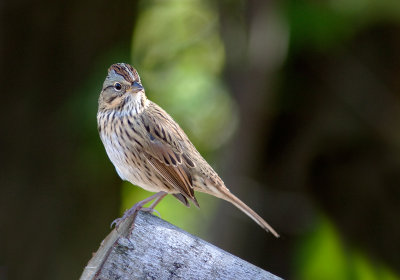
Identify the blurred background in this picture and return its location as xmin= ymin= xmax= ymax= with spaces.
xmin=1 ymin=0 xmax=400 ymax=279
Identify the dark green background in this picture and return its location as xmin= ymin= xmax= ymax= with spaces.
xmin=1 ymin=0 xmax=399 ymax=279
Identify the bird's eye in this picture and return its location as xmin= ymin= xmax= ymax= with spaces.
xmin=114 ymin=82 xmax=122 ymax=91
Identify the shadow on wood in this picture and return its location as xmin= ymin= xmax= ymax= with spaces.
xmin=80 ymin=212 xmax=282 ymax=280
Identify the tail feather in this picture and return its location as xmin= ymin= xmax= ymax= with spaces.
xmin=220 ymin=190 xmax=279 ymax=238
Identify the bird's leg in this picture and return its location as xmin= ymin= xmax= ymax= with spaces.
xmin=144 ymin=192 xmax=168 ymax=210
xmin=110 ymin=191 xmax=167 ymax=230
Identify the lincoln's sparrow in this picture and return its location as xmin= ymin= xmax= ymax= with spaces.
xmin=97 ymin=63 xmax=279 ymax=237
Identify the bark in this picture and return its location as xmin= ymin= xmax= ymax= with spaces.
xmin=80 ymin=212 xmax=282 ymax=280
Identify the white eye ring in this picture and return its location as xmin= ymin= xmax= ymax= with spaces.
xmin=114 ymin=82 xmax=122 ymax=91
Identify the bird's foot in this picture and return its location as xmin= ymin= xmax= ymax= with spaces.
xmin=110 ymin=204 xmax=140 ymax=229
xmin=110 ymin=191 xmax=167 ymax=232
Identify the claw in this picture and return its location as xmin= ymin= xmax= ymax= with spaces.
xmin=110 ymin=217 xmax=123 ymax=229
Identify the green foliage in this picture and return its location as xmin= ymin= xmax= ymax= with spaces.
xmin=295 ymin=216 xmax=348 ymax=280
xmin=287 ymin=1 xmax=352 ymax=51
xmin=286 ymin=0 xmax=400 ymax=51
xmin=131 ymin=0 xmax=238 ymax=152
xmin=294 ymin=216 xmax=400 ymax=280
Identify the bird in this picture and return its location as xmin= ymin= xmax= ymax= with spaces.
xmin=97 ymin=63 xmax=279 ymax=237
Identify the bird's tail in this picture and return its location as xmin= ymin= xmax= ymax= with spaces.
xmin=218 ymin=189 xmax=279 ymax=238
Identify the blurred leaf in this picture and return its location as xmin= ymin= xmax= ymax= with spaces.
xmin=329 ymin=0 xmax=400 ymax=21
xmin=286 ymin=0 xmax=400 ymax=52
xmin=295 ymin=216 xmax=348 ymax=280
xmin=351 ymin=252 xmax=400 ymax=280
xmin=131 ymin=0 xmax=237 ymax=152
xmin=352 ymin=252 xmax=378 ymax=280
xmin=295 ymin=216 xmax=400 ymax=280
xmin=286 ymin=1 xmax=353 ymax=51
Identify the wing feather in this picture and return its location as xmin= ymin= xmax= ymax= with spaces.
xmin=140 ymin=104 xmax=199 ymax=207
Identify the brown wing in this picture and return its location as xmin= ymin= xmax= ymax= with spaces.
xmin=140 ymin=103 xmax=199 ymax=207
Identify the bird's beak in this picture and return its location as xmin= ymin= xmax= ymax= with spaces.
xmin=129 ymin=81 xmax=144 ymax=93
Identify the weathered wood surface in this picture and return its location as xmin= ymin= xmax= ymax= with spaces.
xmin=80 ymin=212 xmax=282 ymax=280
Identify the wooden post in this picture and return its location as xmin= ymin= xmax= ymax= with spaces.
xmin=80 ymin=212 xmax=282 ymax=280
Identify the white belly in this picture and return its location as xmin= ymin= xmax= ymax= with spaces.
xmin=101 ymin=132 xmax=163 ymax=193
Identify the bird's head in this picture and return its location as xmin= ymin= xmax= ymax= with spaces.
xmin=98 ymin=63 xmax=146 ymax=113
